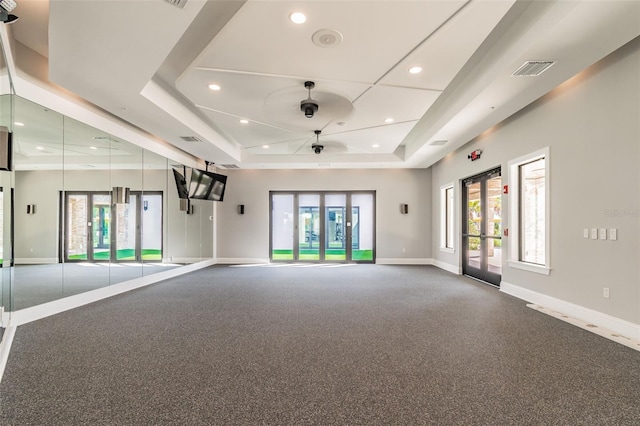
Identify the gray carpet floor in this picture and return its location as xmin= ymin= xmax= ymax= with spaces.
xmin=0 ymin=264 xmax=638 ymax=425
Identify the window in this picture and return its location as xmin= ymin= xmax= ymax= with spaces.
xmin=508 ymin=148 xmax=550 ymax=274
xmin=440 ymin=184 xmax=455 ymax=252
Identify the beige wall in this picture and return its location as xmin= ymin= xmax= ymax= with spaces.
xmin=215 ymin=168 xmax=431 ymax=261
xmin=431 ymin=38 xmax=640 ymax=324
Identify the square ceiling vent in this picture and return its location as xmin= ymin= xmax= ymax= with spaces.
xmin=180 ymin=136 xmax=204 ymax=143
xmin=164 ymin=0 xmax=188 ymax=8
xmin=512 ymin=61 xmax=555 ymax=77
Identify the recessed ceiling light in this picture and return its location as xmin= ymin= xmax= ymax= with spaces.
xmin=409 ymin=66 xmax=422 ymax=74
xmin=289 ymin=12 xmax=306 ymax=24
xmin=384 ymin=118 xmax=394 ymax=124
xmin=372 ymin=144 xmax=379 ymax=148
xmin=14 ymin=122 xmax=24 ymax=126
xmin=90 ymin=146 xmax=98 ymax=150
xmin=262 ymin=145 xmax=269 ymax=149
xmin=36 ymin=146 xmax=44 ymax=150
xmin=240 ymin=119 xmax=249 ymax=124
xmin=208 ymin=84 xmax=221 ymax=91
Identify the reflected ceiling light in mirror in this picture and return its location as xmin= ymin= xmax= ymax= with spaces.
xmin=208 ymin=84 xmax=221 ymax=91
xmin=409 ymin=66 xmax=422 ymax=74
xmin=262 ymin=145 xmax=269 ymax=149
xmin=239 ymin=119 xmax=249 ymax=124
xmin=90 ymin=146 xmax=98 ymax=150
xmin=384 ymin=118 xmax=394 ymax=124
xmin=36 ymin=146 xmax=44 ymax=150
xmin=14 ymin=122 xmax=24 ymax=126
xmin=289 ymin=12 xmax=306 ymax=24
xmin=372 ymin=144 xmax=379 ymax=148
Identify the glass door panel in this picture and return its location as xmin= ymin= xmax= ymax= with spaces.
xmin=462 ymin=169 xmax=502 ymax=286
xmin=115 ymin=194 xmax=137 ymax=261
xmin=271 ymin=194 xmax=294 ymax=260
xmin=298 ymin=194 xmax=320 ymax=261
xmin=325 ymin=193 xmax=346 ymax=261
xmin=487 ymin=176 xmax=503 ymax=276
xmin=141 ymin=193 xmax=163 ymax=261
xmin=464 ymin=181 xmax=481 ymax=274
xmin=66 ymin=194 xmax=89 ymax=261
xmin=351 ymin=193 xmax=374 ymax=261
xmin=92 ymin=194 xmax=111 ymax=261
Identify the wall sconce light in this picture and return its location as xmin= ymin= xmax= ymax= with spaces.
xmin=238 ymin=204 xmax=245 ymax=215
xmin=180 ymin=199 xmax=194 ymax=214
xmin=27 ymin=204 xmax=35 ymax=214
xmin=400 ymin=203 xmax=409 ymax=214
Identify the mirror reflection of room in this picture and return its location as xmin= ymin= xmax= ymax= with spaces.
xmin=2 ymin=94 xmax=214 ymax=312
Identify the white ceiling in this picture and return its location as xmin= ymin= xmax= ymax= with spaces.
xmin=6 ymin=0 xmax=640 ymax=170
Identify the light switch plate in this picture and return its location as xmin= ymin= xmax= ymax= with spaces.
xmin=609 ymin=228 xmax=617 ymax=240
xmin=599 ymin=228 xmax=607 ymax=240
xmin=583 ymin=229 xmax=589 ymax=239
xmin=591 ymin=228 xmax=598 ymax=240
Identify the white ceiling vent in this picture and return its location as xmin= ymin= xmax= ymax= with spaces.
xmin=428 ymin=140 xmax=448 ymax=146
xmin=220 ymin=164 xmax=240 ymax=169
xmin=164 ymin=0 xmax=188 ymax=9
xmin=512 ymin=61 xmax=555 ymax=77
xmin=180 ymin=136 xmax=204 ymax=142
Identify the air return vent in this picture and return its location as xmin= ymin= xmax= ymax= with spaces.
xmin=512 ymin=61 xmax=555 ymax=77
xmin=180 ymin=136 xmax=204 ymax=143
xmin=220 ymin=164 xmax=240 ymax=169
xmin=164 ymin=0 xmax=188 ymax=9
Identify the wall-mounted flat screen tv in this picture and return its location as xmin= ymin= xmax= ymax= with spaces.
xmin=189 ymin=168 xmax=227 ymax=201
xmin=172 ymin=168 xmax=190 ymax=200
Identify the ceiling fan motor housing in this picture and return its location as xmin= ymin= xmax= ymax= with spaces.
xmin=301 ymin=81 xmax=318 ymax=118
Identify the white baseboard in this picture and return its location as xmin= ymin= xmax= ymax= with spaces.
xmin=432 ymin=259 xmax=461 ymax=275
xmin=215 ymin=258 xmax=270 ymax=264
xmin=501 ymin=281 xmax=640 ymax=350
xmin=376 ymin=258 xmax=433 ymax=265
xmin=15 ymin=258 xmax=58 ymax=265
xmin=9 ymin=259 xmax=216 ymax=327
xmin=217 ymin=258 xmax=438 ymax=265
xmin=169 ymin=257 xmax=212 ymax=264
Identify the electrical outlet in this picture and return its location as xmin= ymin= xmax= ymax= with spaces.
xmin=603 ymin=288 xmax=610 ymax=298
xmin=591 ymin=228 xmax=598 ymax=240
xmin=599 ymin=228 xmax=607 ymax=240
xmin=609 ymin=228 xmax=617 ymax=241
xmin=583 ymin=229 xmax=589 ymax=239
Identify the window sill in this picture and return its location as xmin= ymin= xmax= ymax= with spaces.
xmin=440 ymin=247 xmax=455 ymax=254
xmin=508 ymin=260 xmax=550 ymax=275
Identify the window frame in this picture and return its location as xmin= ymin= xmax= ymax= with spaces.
xmin=440 ymin=182 xmax=455 ymax=253
xmin=507 ymin=147 xmax=551 ymax=275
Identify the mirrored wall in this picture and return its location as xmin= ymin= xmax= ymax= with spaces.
xmin=0 ymin=94 xmax=213 ymax=312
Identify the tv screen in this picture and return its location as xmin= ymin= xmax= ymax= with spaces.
xmin=189 ymin=168 xmax=227 ymax=201
xmin=172 ymin=168 xmax=190 ymax=200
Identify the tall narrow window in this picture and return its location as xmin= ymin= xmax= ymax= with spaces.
xmin=446 ymin=187 xmax=454 ymax=249
xmin=440 ymin=184 xmax=455 ymax=252
xmin=520 ymin=158 xmax=545 ymax=265
xmin=508 ymin=147 xmax=550 ymax=274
